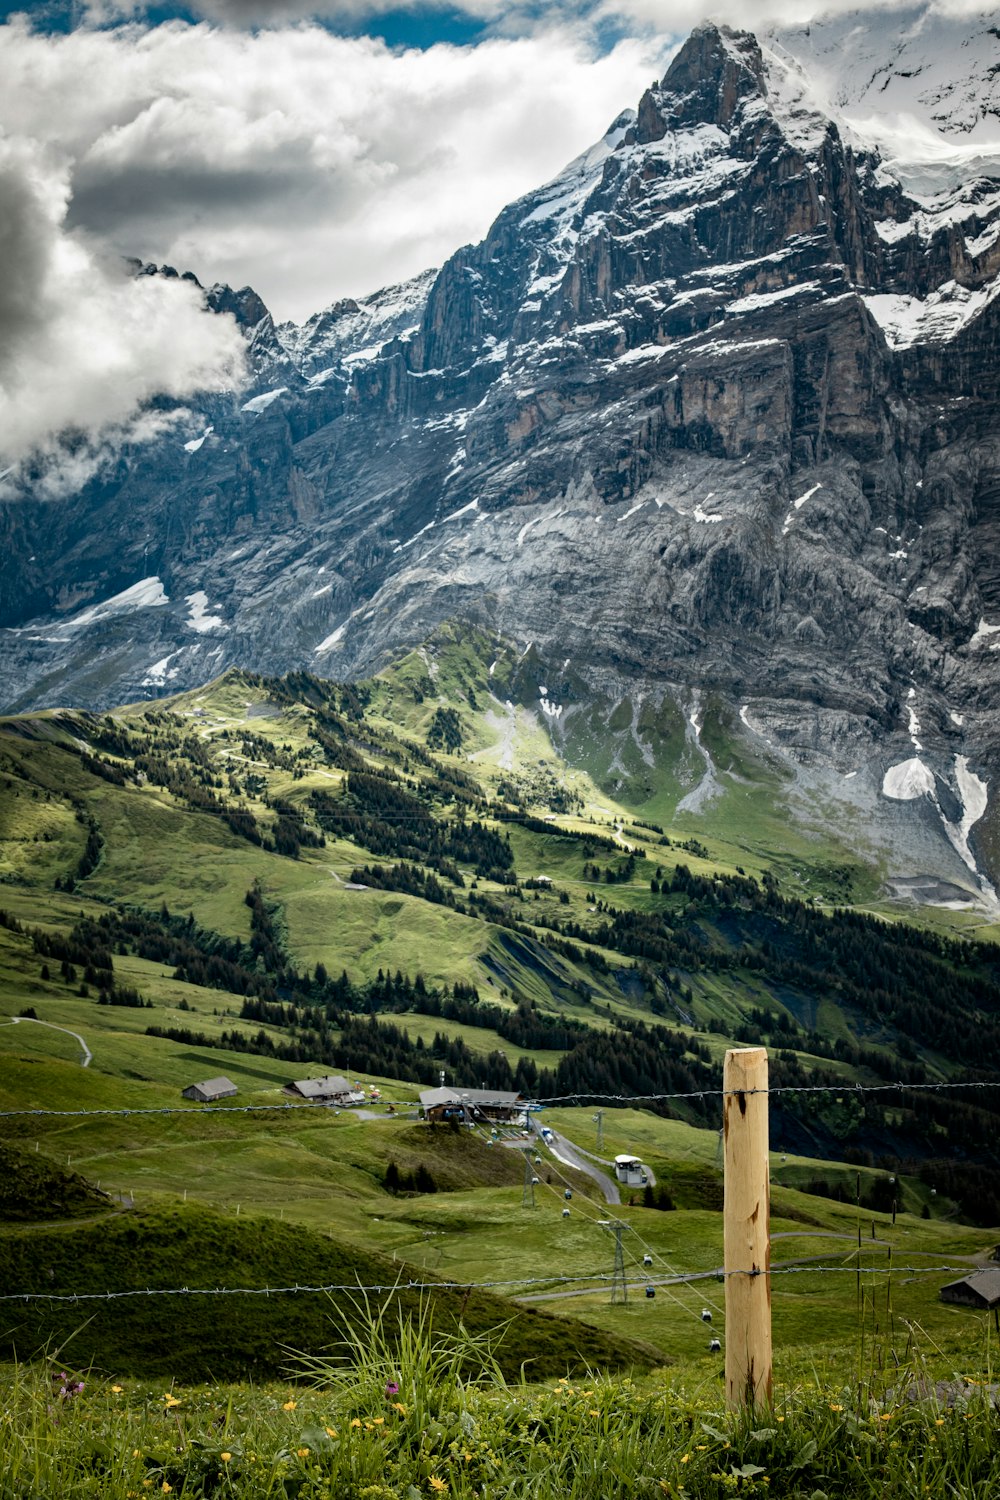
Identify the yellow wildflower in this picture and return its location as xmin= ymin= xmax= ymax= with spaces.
xmin=283 ymin=1400 xmax=297 ymax=1412
xmin=351 ymin=1418 xmax=362 ymax=1429
xmin=680 ymin=1454 xmax=691 ymax=1464
xmin=392 ymin=1402 xmax=407 ymax=1415
xmin=296 ymin=1448 xmax=310 ymax=1458
xmin=325 ymin=1427 xmax=338 ymax=1439
xmin=589 ymin=1409 xmax=600 ymax=1417
xmin=880 ymin=1414 xmax=893 ymax=1422
xmin=162 ymin=1486 xmax=172 ymax=1495
xmin=429 ymin=1479 xmax=448 ymax=1494
xmin=829 ymin=1404 xmax=844 ymax=1412
xmin=111 ymin=1385 xmax=123 ymax=1394
xmin=372 ymin=1416 xmax=385 ymax=1425
xmin=163 ymin=1394 xmax=181 ymax=1409
xmin=220 ymin=1453 xmax=232 ymax=1463
xmin=935 ymin=1418 xmax=945 ymax=1426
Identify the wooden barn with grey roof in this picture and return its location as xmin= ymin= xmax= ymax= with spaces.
xmin=939 ymin=1268 xmax=1000 ymax=1309
xmin=284 ymin=1075 xmax=366 ymax=1107
xmin=181 ymin=1077 xmax=238 ymax=1103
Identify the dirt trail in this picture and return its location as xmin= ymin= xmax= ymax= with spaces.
xmin=2 ymin=1015 xmax=92 ymax=1066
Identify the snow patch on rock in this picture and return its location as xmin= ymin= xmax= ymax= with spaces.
xmin=184 ymin=426 xmax=213 ymax=453
xmin=864 ymin=277 xmax=1000 ymax=349
xmin=185 ymin=591 xmax=223 ymax=634
xmin=314 ymin=622 xmax=348 ymax=654
xmin=782 ymin=482 xmax=822 ymax=534
xmin=70 ymin=577 xmax=169 ymax=630
xmin=969 ymin=618 xmax=1000 ymax=649
xmin=241 ymin=387 xmax=288 ymax=413
xmin=906 ymin=688 xmax=922 ymax=752
xmin=882 ymin=756 xmax=935 ymax=801
xmin=142 ymin=652 xmax=181 ymax=686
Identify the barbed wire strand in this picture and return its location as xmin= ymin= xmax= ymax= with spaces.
xmin=0 ymin=1264 xmax=979 ymax=1306
xmin=618 ymin=1233 xmax=726 ymax=1330
xmin=4 ymin=1076 xmax=1000 ymax=1119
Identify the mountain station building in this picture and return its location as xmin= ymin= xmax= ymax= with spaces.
xmin=419 ymin=1086 xmax=525 ymax=1126
xmin=613 ymin=1154 xmax=649 ymax=1187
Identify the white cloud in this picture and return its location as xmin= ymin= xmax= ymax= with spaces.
xmin=0 ymin=17 xmax=670 ymax=323
xmin=0 ymin=0 xmax=990 ymax=468
xmin=0 ymin=129 xmax=245 ymax=482
xmin=594 ymin=0 xmax=990 ymax=30
xmin=80 ymin=0 xmax=995 ymax=30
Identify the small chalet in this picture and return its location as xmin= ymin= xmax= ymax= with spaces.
xmin=939 ymin=1268 xmax=1000 ymax=1310
xmin=419 ymin=1086 xmax=525 ymax=1126
xmin=181 ymin=1077 xmax=238 ymax=1103
xmin=285 ymin=1075 xmax=366 ymax=1107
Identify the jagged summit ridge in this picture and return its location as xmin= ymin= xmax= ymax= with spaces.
xmin=635 ymin=22 xmax=770 ymax=138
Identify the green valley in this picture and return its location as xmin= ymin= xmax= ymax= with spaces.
xmin=2 ymin=630 xmax=1000 ymax=1392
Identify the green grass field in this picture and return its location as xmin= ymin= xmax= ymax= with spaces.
xmin=2 ymin=654 xmax=1000 ymax=1409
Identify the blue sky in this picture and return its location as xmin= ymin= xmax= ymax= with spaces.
xmin=0 ymin=2 xmax=493 ymax=45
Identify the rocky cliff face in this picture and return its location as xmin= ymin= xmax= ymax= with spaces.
xmin=2 ymin=10 xmax=1000 ymax=907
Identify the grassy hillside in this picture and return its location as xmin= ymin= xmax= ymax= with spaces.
xmin=2 ymin=651 xmax=1000 ymax=1196
xmin=0 ymin=1140 xmax=110 ymax=1221
xmin=2 ymin=643 xmax=1000 ymax=1400
xmin=0 ymin=1037 xmax=994 ymax=1382
xmin=0 ymin=1198 xmax=663 ymax=1382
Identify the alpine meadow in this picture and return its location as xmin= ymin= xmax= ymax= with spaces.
xmin=2 ymin=5 xmax=1000 ymax=1497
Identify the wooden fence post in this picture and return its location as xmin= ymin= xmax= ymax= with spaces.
xmin=723 ymin=1046 xmax=772 ymax=1409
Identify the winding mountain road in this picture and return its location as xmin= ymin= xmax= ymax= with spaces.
xmin=533 ymin=1124 xmax=621 ymax=1205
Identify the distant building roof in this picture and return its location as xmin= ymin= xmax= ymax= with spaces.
xmin=940 ymin=1268 xmax=1000 ymax=1307
xmin=290 ymin=1075 xmax=356 ymax=1099
xmin=419 ymin=1086 xmax=522 ymax=1110
xmin=181 ymin=1077 xmax=238 ymax=1102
